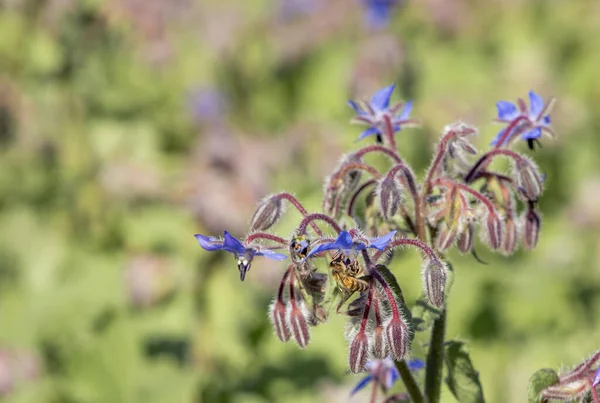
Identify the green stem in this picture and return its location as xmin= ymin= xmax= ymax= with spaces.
xmin=424 ymin=308 xmax=447 ymax=403
xmin=396 ymin=360 xmax=424 ymax=403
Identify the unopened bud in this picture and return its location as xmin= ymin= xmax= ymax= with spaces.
xmin=436 ymin=223 xmax=458 ymax=251
xmin=249 ymin=195 xmax=283 ymax=232
xmin=288 ymin=304 xmax=310 ymax=348
xmin=457 ymin=223 xmax=474 ymax=253
xmin=349 ymin=332 xmax=369 ymax=373
xmin=385 ymin=317 xmax=409 ymax=361
xmin=528 ymin=368 xmax=559 ymax=403
xmin=486 ymin=213 xmax=503 ymax=250
xmin=372 ymin=325 xmax=389 ymax=359
xmin=515 ymin=158 xmax=544 ymax=202
xmin=522 ymin=208 xmax=541 ymax=250
xmin=502 ymin=216 xmax=519 ymax=255
xmin=422 ymin=259 xmax=447 ymax=308
xmin=377 ymin=175 xmax=404 ymax=220
xmin=269 ymin=299 xmax=291 ymax=342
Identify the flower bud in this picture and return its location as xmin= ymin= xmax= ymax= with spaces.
xmin=269 ymin=299 xmax=291 ymax=342
xmin=376 ymin=175 xmax=405 ymax=220
xmin=288 ymin=303 xmax=310 ymax=348
xmin=422 ymin=259 xmax=447 ymax=308
xmin=436 ymin=223 xmax=458 ymax=251
xmin=522 ymin=208 xmax=541 ymax=250
xmin=515 ymin=158 xmax=544 ymax=202
xmin=486 ymin=213 xmax=503 ymax=250
xmin=349 ymin=332 xmax=369 ymax=373
xmin=457 ymin=223 xmax=474 ymax=253
xmin=385 ymin=317 xmax=409 ymax=361
xmin=528 ymin=368 xmax=559 ymax=403
xmin=249 ymin=195 xmax=283 ymax=232
xmin=372 ymin=325 xmax=389 ymax=359
xmin=502 ymin=216 xmax=519 ymax=255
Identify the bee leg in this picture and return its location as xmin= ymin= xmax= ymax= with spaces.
xmin=335 ymin=291 xmax=364 ymax=316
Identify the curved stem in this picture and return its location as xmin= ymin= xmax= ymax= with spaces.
xmin=245 ymin=232 xmax=288 ymax=245
xmin=347 ymin=179 xmax=377 ymax=217
xmin=464 ymin=148 xmax=523 ymax=183
xmin=371 ymin=238 xmax=438 ymax=264
xmin=354 ymin=144 xmax=403 ymax=164
xmin=274 ymin=192 xmax=323 ymax=236
xmin=432 ymin=178 xmax=496 ymax=214
xmin=297 ymin=213 xmax=342 ymax=235
xmin=383 ymin=114 xmax=398 ymax=150
xmin=332 ymin=162 xmax=382 ymax=183
xmin=424 ymin=308 xmax=446 ymax=403
xmin=493 ymin=115 xmax=530 ymax=149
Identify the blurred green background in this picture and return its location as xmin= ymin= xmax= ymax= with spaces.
xmin=1 ymin=0 xmax=600 ymax=402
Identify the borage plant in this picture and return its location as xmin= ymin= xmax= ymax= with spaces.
xmin=195 ymin=85 xmax=595 ymax=402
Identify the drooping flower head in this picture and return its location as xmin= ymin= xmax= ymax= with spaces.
xmin=348 ymin=84 xmax=416 ymax=143
xmin=303 ymin=230 xmax=396 ymax=260
xmin=195 ymin=231 xmax=287 ymax=280
xmin=491 ymin=90 xmax=555 ymax=149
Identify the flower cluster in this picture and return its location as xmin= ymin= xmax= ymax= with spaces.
xmin=195 ymin=85 xmax=554 ymax=394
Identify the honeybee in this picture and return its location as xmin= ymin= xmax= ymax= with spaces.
xmin=329 ymin=252 xmax=370 ymax=314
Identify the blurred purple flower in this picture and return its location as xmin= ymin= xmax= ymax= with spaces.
xmin=278 ymin=0 xmax=320 ymax=20
xmin=491 ymin=90 xmax=555 ymax=148
xmin=362 ymin=0 xmax=403 ymax=30
xmin=195 ymin=231 xmax=287 ymax=280
xmin=187 ymin=87 xmax=227 ymax=125
xmin=351 ymin=357 xmax=424 ymax=396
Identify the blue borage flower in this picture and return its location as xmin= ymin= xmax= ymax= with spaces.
xmin=195 ymin=231 xmax=287 ymax=281
xmin=362 ymin=0 xmax=402 ymax=30
xmin=348 ymin=84 xmax=415 ymax=142
xmin=491 ymin=90 xmax=555 ymax=148
xmin=303 ymin=230 xmax=396 ymax=260
xmin=351 ymin=357 xmax=424 ymax=396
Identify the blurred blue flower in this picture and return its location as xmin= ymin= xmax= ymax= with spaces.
xmin=593 ymin=365 xmax=600 ymax=388
xmin=187 ymin=86 xmax=227 ymax=125
xmin=348 ymin=84 xmax=415 ymax=142
xmin=278 ymin=0 xmax=320 ymax=20
xmin=362 ymin=0 xmax=402 ymax=30
xmin=351 ymin=357 xmax=424 ymax=396
xmin=195 ymin=231 xmax=287 ymax=280
xmin=304 ymin=230 xmax=396 ymax=259
xmin=491 ymin=90 xmax=554 ymax=148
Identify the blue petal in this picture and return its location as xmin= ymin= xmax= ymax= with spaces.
xmin=368 ymin=230 xmax=397 ymax=251
xmin=370 ymin=84 xmax=396 ymax=111
xmin=593 ymin=366 xmax=600 ymax=387
xmin=496 ymin=101 xmax=518 ymax=121
xmin=255 ymin=249 xmax=288 ymax=260
xmin=357 ymin=127 xmax=381 ymax=140
xmin=521 ymin=127 xmax=541 ymax=140
xmin=223 ymin=231 xmax=247 ymax=254
xmin=490 ymin=128 xmax=506 ymax=146
xmin=195 ymin=234 xmax=223 ymax=251
xmin=348 ymin=100 xmax=367 ymax=117
xmin=304 ymin=231 xmax=354 ymax=259
xmin=397 ymin=100 xmax=413 ymax=121
xmin=542 ymin=115 xmax=551 ymax=125
xmin=384 ymin=366 xmax=400 ymax=389
xmin=407 ymin=359 xmax=425 ymax=371
xmin=350 ymin=375 xmax=374 ymax=396
xmin=528 ymin=90 xmax=544 ymax=118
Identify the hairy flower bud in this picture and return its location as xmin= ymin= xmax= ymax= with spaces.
xmin=269 ymin=299 xmax=291 ymax=342
xmin=385 ymin=317 xmax=409 ymax=361
xmin=515 ymin=158 xmax=544 ymax=202
xmin=502 ymin=216 xmax=519 ymax=255
xmin=372 ymin=325 xmax=389 ymax=359
xmin=422 ymin=259 xmax=447 ymax=308
xmin=436 ymin=223 xmax=458 ymax=251
xmin=288 ymin=303 xmax=310 ymax=348
xmin=457 ymin=222 xmax=474 ymax=253
xmin=349 ymin=332 xmax=369 ymax=373
xmin=522 ymin=208 xmax=541 ymax=250
xmin=486 ymin=213 xmax=503 ymax=250
xmin=249 ymin=195 xmax=283 ymax=231
xmin=376 ymin=175 xmax=404 ymax=220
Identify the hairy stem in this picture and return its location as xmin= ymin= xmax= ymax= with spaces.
xmin=354 ymin=144 xmax=403 ymax=164
xmin=275 ymin=192 xmax=323 ymax=236
xmin=245 ymin=232 xmax=288 ymax=245
xmin=493 ymin=115 xmax=529 ymax=149
xmin=396 ymin=360 xmax=425 ymax=403
xmin=297 ymin=213 xmax=342 ymax=235
xmin=424 ymin=308 xmax=447 ymax=403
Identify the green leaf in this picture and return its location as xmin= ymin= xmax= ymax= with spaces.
xmin=527 ymin=368 xmax=559 ymax=403
xmin=444 ymin=341 xmax=485 ymax=403
xmin=411 ymin=295 xmax=441 ymax=332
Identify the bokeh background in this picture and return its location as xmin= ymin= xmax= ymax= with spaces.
xmin=1 ymin=0 xmax=600 ymax=402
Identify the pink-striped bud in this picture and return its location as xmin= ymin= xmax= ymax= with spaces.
xmin=515 ymin=158 xmax=544 ymax=202
xmin=349 ymin=332 xmax=369 ymax=373
xmin=372 ymin=325 xmax=389 ymax=359
xmin=376 ymin=175 xmax=405 ymax=220
xmin=457 ymin=223 xmax=474 ymax=253
xmin=269 ymin=299 xmax=291 ymax=342
xmin=522 ymin=208 xmax=541 ymax=250
xmin=249 ymin=195 xmax=283 ymax=231
xmin=502 ymin=216 xmax=519 ymax=255
xmin=385 ymin=317 xmax=409 ymax=361
xmin=436 ymin=223 xmax=458 ymax=251
xmin=486 ymin=213 xmax=503 ymax=250
xmin=288 ymin=303 xmax=310 ymax=348
xmin=422 ymin=259 xmax=447 ymax=308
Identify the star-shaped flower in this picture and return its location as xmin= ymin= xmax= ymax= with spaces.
xmin=195 ymin=231 xmax=287 ymax=281
xmin=348 ymin=84 xmax=416 ymax=143
xmin=491 ymin=90 xmax=555 ymax=149
xmin=303 ymin=230 xmax=396 ymax=260
xmin=351 ymin=357 xmax=424 ymax=396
